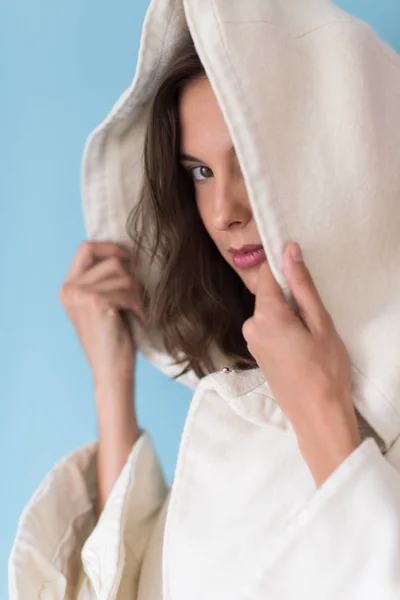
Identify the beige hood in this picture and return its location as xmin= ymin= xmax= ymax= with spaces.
xmin=81 ymin=0 xmax=400 ymax=450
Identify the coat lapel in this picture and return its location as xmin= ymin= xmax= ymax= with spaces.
xmin=162 ymin=369 xmax=317 ymax=600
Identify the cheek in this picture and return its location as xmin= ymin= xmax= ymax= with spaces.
xmin=199 ymin=212 xmax=226 ymax=258
xmin=196 ymin=197 xmax=217 ymax=241
xmin=196 ymin=190 xmax=234 ymax=261
xmin=195 ymin=192 xmax=209 ymax=223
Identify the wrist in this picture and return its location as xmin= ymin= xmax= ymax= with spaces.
xmin=94 ymin=372 xmax=134 ymax=403
xmin=94 ymin=376 xmax=139 ymax=433
xmin=95 ymin=402 xmax=140 ymax=519
xmin=296 ymin=405 xmax=361 ymax=487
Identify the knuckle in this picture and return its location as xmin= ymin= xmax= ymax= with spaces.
xmin=243 ymin=313 xmax=266 ymax=341
xmin=78 ymin=241 xmax=94 ymax=263
xmin=120 ymin=263 xmax=132 ymax=278
xmin=123 ymin=274 xmax=134 ymax=288
xmin=87 ymin=292 xmax=103 ymax=310
xmin=110 ymin=257 xmax=126 ymax=275
xmin=59 ymin=283 xmax=70 ymax=303
xmin=80 ymin=240 xmax=93 ymax=254
xmin=241 ymin=318 xmax=253 ymax=340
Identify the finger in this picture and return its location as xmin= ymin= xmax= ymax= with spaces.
xmin=65 ymin=241 xmax=135 ymax=281
xmin=96 ymin=290 xmax=147 ymax=325
xmin=283 ymin=242 xmax=331 ymax=333
xmin=254 ymin=260 xmax=286 ymax=313
xmin=89 ymin=278 xmax=148 ymax=325
xmin=105 ymin=292 xmax=148 ymax=328
xmin=78 ymin=256 xmax=133 ymax=287
xmin=86 ymin=275 xmax=133 ymax=294
xmin=79 ymin=285 xmax=148 ymax=327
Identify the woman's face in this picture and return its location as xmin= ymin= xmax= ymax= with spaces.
xmin=179 ymin=76 xmax=267 ymax=295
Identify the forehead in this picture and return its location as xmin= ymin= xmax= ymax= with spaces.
xmin=178 ymin=77 xmax=232 ymax=154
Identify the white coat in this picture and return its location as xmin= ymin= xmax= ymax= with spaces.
xmin=9 ymin=0 xmax=400 ymax=598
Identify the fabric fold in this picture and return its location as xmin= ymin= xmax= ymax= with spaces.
xmin=244 ymin=437 xmax=400 ymax=599
xmin=9 ymin=431 xmax=167 ymax=600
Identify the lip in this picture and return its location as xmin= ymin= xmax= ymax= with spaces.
xmin=231 ymin=246 xmax=266 ymax=269
xmin=229 ymin=244 xmax=264 ymax=254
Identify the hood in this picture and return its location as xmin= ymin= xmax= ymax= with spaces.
xmin=81 ymin=0 xmax=400 ymax=450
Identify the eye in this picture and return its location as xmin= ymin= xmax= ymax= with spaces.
xmin=188 ymin=165 xmax=213 ymax=182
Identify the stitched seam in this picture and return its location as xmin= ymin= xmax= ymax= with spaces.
xmin=52 ymin=505 xmax=94 ymax=564
xmin=140 ymin=0 xmax=179 ymax=98
xmin=101 ymin=0 xmax=179 ymax=249
xmin=109 ymin=433 xmax=155 ymax=598
xmin=351 ymin=363 xmax=400 ymax=418
xmin=108 ymin=449 xmax=142 ymax=600
xmin=233 ymin=389 xmax=275 ymax=405
xmin=221 ymin=18 xmax=354 ymax=35
xmin=214 ymin=13 xmax=400 ymax=416
xmin=222 ymin=18 xmax=362 ymax=38
xmin=164 ymin=375 xmax=211 ymax=599
xmin=223 ymin=19 xmax=275 ymax=26
xmin=37 ymin=505 xmax=94 ymax=599
xmin=227 ymin=366 xmax=399 ymax=419
xmin=209 ymin=0 xmax=291 ymax=273
xmin=229 ymin=381 xmax=273 ymax=402
xmin=294 ymin=18 xmax=359 ymax=39
xmin=222 ymin=18 xmax=400 ymax=71
xmin=222 ymin=369 xmax=270 ymax=401
xmin=294 ymin=19 xmax=400 ymax=73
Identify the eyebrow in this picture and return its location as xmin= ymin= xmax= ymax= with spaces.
xmin=180 ymin=152 xmax=201 ymax=163
xmin=180 ymin=145 xmax=237 ymax=163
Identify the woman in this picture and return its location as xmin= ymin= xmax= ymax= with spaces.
xmin=9 ymin=0 xmax=400 ymax=598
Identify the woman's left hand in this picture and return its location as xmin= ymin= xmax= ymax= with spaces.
xmin=242 ymin=242 xmax=361 ymax=487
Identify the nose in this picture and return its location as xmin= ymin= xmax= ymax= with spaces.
xmin=212 ymin=175 xmax=252 ymax=231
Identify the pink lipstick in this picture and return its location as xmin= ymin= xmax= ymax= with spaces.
xmin=231 ymin=245 xmax=266 ymax=268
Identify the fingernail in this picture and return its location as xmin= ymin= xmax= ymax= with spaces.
xmin=291 ymin=243 xmax=303 ymax=262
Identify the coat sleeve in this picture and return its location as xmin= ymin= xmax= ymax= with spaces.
xmin=8 ymin=430 xmax=169 ymax=600
xmin=250 ymin=436 xmax=400 ymax=599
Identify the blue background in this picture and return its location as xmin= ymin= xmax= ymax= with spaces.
xmin=1 ymin=1 xmax=400 ymax=595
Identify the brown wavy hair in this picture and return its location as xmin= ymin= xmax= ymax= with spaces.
xmin=126 ymin=37 xmax=257 ymax=380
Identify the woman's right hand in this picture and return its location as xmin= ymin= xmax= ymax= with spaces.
xmin=59 ymin=241 xmax=148 ymax=388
